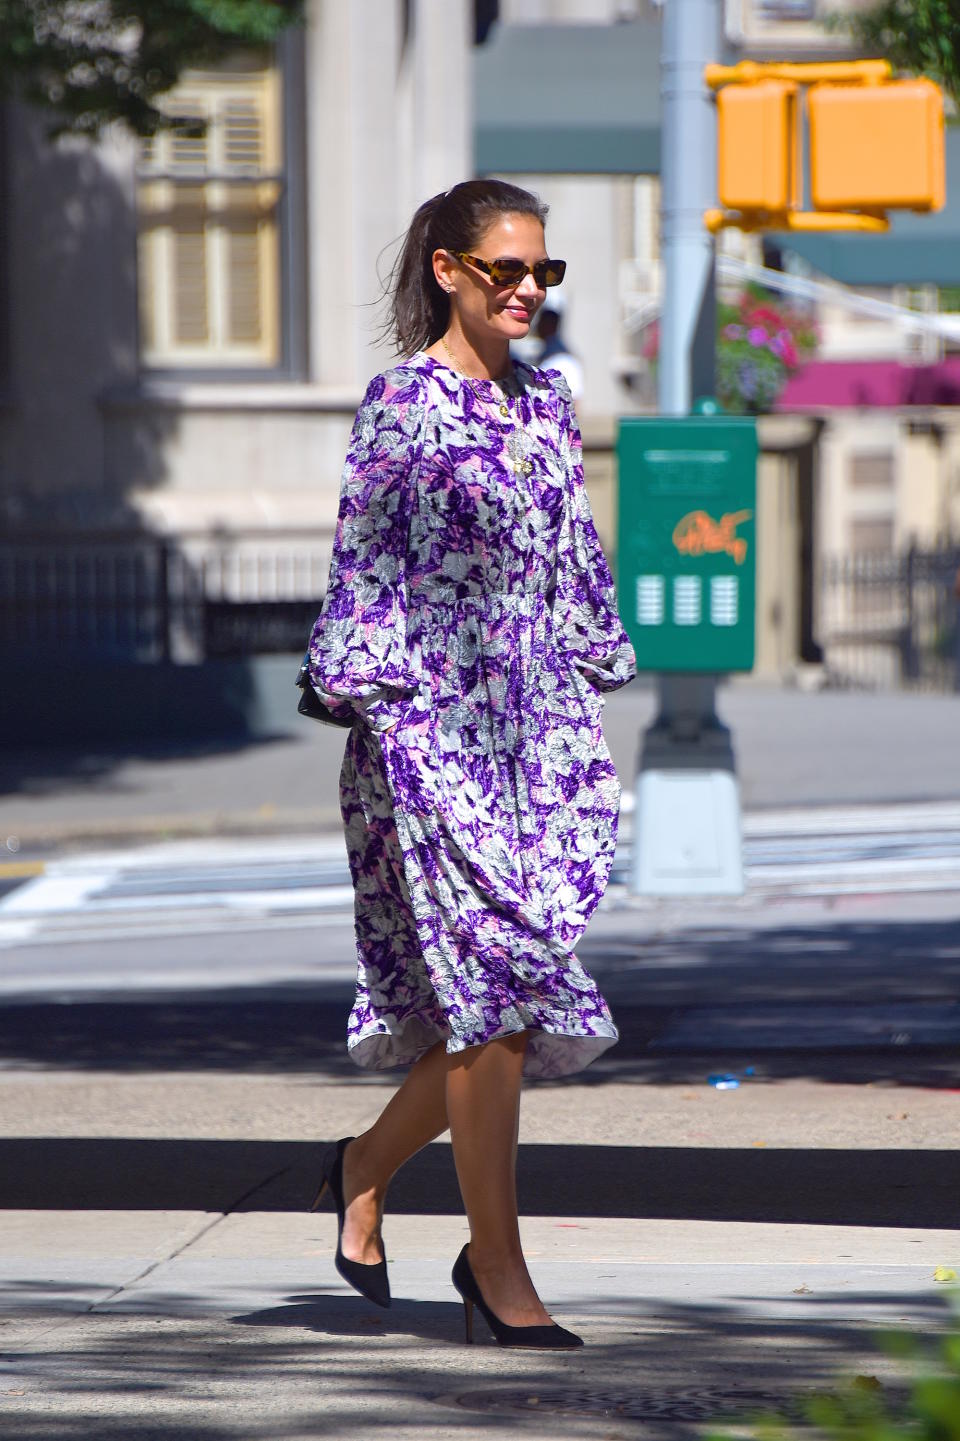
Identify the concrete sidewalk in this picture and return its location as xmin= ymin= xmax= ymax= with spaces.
xmin=3 ymin=1055 xmax=959 ymax=1440
xmin=2 ymin=1091 xmax=958 ymax=1440
xmin=3 ymin=682 xmax=960 ymax=850
xmin=2 ymin=1205 xmax=956 ymax=1440
xmin=2 ymin=879 xmax=960 ymax=1439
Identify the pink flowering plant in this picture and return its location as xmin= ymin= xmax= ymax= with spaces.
xmin=643 ymin=285 xmax=818 ymax=413
xmin=716 ymin=287 xmax=818 ymax=413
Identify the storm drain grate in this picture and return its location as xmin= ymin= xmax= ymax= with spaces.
xmin=435 ymin=1385 xmax=792 ymax=1424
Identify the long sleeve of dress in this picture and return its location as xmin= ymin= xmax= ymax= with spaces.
xmin=307 ymin=372 xmax=427 ymax=732
xmin=550 ymin=374 xmax=637 ymax=693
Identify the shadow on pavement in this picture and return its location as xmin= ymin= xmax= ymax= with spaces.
xmin=0 ymin=735 xmax=297 ymax=801
xmin=1 ymin=1288 xmax=951 ymax=1440
xmin=1 ymin=1136 xmax=957 ymax=1228
xmin=1 ymin=914 xmax=959 ymax=1087
xmin=586 ymin=917 xmax=960 ymax=1010
xmin=1 ymin=989 xmax=958 ymax=1086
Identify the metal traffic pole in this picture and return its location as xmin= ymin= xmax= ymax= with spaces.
xmin=630 ymin=0 xmax=745 ymax=895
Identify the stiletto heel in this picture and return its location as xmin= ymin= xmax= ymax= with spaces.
xmin=451 ymin=1244 xmax=582 ymax=1349
xmin=313 ymin=1137 xmax=390 ymax=1309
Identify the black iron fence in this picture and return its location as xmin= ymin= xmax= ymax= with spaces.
xmin=3 ymin=530 xmax=959 ymax=693
xmin=820 ymin=546 xmax=960 ymax=692
xmin=0 ymin=530 xmax=333 ymax=664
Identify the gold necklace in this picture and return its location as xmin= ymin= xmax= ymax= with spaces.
xmin=438 ymin=335 xmax=532 ymax=477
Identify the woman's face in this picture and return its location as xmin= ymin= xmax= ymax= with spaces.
xmin=437 ymin=211 xmax=548 ymax=345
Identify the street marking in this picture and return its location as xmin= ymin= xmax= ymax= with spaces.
xmin=0 ymin=871 xmax=111 ymax=916
xmin=0 ymin=805 xmax=956 ymax=951
xmin=0 ymin=919 xmax=40 ymax=946
xmin=0 ymin=861 xmax=46 ymax=879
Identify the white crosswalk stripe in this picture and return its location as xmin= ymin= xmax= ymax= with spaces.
xmin=1 ymin=802 xmax=958 ymax=949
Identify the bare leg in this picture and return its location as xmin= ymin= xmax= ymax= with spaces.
xmin=446 ymin=1032 xmax=552 ymax=1328
xmin=340 ymin=1032 xmax=553 ymax=1329
xmin=339 ymin=1039 xmax=450 ymax=1264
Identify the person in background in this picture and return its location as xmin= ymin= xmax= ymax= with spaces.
xmin=532 ymin=292 xmax=584 ymax=400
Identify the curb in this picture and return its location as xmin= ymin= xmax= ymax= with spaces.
xmin=2 ymin=805 xmax=345 ymax=854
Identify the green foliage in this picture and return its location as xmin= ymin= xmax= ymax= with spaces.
xmin=705 ymin=1298 xmax=960 ymax=1441
xmin=828 ymin=0 xmax=960 ymax=110
xmin=0 ymin=0 xmax=304 ymax=136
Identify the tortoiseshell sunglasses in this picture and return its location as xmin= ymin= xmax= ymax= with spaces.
xmin=448 ymin=251 xmax=567 ymax=288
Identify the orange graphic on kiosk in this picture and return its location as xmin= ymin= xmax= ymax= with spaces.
xmin=672 ymin=509 xmax=753 ymax=565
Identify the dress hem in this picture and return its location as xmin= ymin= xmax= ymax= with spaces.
xmin=348 ymin=1014 xmax=618 ymax=1081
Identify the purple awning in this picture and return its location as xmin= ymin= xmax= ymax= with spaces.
xmin=777 ymin=359 xmax=960 ymax=410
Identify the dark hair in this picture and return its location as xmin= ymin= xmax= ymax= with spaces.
xmin=386 ymin=179 xmax=549 ymax=357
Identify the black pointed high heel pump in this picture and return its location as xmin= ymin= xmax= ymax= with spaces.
xmin=451 ymin=1244 xmax=582 ymax=1349
xmin=312 ymin=1136 xmax=391 ymax=1309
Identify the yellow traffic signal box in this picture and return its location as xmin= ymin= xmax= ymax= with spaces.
xmin=808 ymin=78 xmax=944 ymax=213
xmin=717 ymin=80 xmax=799 ymax=213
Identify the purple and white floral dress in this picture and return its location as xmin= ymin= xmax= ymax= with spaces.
xmin=307 ymin=353 xmax=636 ymax=1079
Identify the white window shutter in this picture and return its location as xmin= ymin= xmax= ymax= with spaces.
xmin=223 ymin=99 xmax=264 ymax=172
xmin=226 ymin=221 xmax=263 ymax=344
xmin=172 ymin=194 xmax=210 ymax=345
xmin=136 ymin=55 xmax=282 ymax=368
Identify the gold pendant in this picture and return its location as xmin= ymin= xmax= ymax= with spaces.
xmin=506 ymin=427 xmax=531 ymax=478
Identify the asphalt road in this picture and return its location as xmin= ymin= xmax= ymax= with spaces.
xmin=3 ymin=681 xmax=960 ymax=850
xmin=2 ymin=806 xmax=960 ymax=1090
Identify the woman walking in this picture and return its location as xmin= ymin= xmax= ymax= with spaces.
xmin=306 ymin=179 xmax=636 ymax=1348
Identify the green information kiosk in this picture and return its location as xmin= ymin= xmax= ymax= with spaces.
xmin=617 ymin=416 xmax=757 ymax=674
xmin=617 ymin=414 xmax=757 ymax=895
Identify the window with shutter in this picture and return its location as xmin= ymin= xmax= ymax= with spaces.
xmin=850 ymin=517 xmax=895 ymax=554
xmin=136 ymin=54 xmax=283 ymax=369
xmin=849 ymin=452 xmax=895 ymax=491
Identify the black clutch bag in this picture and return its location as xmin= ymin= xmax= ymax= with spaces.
xmin=295 ymin=657 xmax=355 ymax=728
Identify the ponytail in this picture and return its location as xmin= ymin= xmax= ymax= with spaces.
xmin=388 ymin=191 xmax=450 ymax=359
xmin=384 ymin=180 xmax=549 ymax=357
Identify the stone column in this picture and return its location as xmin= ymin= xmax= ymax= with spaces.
xmin=304 ymin=0 xmax=472 ymax=385
xmin=304 ymin=0 xmax=401 ymax=385
xmin=408 ymin=0 xmax=472 ymax=213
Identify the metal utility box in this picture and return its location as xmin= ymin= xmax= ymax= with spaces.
xmin=617 ymin=416 xmax=757 ymax=672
